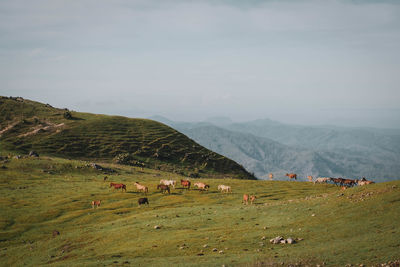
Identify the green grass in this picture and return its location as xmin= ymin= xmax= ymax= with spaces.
xmin=0 ymin=155 xmax=399 ymax=266
xmin=0 ymin=96 xmax=253 ymax=179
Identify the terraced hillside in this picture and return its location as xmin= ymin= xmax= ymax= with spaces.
xmin=0 ymin=96 xmax=253 ymax=179
xmin=0 ymin=154 xmax=399 ymax=266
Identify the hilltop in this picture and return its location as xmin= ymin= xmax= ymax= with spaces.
xmin=0 ymin=96 xmax=254 ymax=179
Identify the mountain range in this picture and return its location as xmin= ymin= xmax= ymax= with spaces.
xmin=151 ymin=116 xmax=400 ymax=181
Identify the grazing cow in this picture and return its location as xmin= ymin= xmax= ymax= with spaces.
xmin=250 ymin=195 xmax=256 ymax=205
xmin=134 ymin=182 xmax=148 ymax=194
xmin=160 ymin=179 xmax=176 ymax=189
xmin=307 ymin=176 xmax=313 ymax=182
xmin=180 ymin=179 xmax=191 ymax=189
xmin=340 ymin=186 xmax=347 ymax=191
xmin=193 ymin=182 xmax=210 ymax=191
xmin=286 ymin=173 xmax=297 ymax=181
xmin=110 ymin=182 xmax=126 ymax=192
xmin=314 ymin=177 xmax=331 ymax=184
xmin=218 ymin=185 xmax=231 ymax=193
xmin=243 ymin=194 xmax=249 ymax=205
xmin=138 ymin=197 xmax=149 ymax=206
xmin=269 ymin=173 xmax=274 ymax=180
xmin=157 ymin=184 xmax=170 ymax=194
xmin=91 ymin=200 xmax=101 ymax=208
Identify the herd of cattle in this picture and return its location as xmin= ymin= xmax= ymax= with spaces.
xmin=93 ymin=175 xmax=375 ymax=208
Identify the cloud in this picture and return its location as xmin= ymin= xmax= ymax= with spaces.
xmin=0 ymin=0 xmax=399 ymax=127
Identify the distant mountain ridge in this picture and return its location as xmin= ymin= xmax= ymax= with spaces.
xmin=151 ymin=116 xmax=400 ymax=181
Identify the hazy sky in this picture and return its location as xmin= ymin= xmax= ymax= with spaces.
xmin=1 ymin=0 xmax=400 ymax=128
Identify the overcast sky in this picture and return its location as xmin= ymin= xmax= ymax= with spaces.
xmin=1 ymin=0 xmax=400 ymax=128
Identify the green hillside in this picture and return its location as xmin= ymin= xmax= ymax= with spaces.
xmin=0 ymin=154 xmax=399 ymax=266
xmin=0 ymin=96 xmax=253 ymax=179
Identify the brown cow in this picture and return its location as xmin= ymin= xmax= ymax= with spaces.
xmin=269 ymin=173 xmax=274 ymax=180
xmin=307 ymin=176 xmax=313 ymax=182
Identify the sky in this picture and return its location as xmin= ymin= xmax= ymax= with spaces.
xmin=1 ymin=0 xmax=400 ymax=128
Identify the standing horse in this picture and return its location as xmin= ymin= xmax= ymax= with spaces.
xmin=91 ymin=200 xmax=101 ymax=208
xmin=157 ymin=184 xmax=170 ymax=194
xmin=160 ymin=179 xmax=176 ymax=189
xmin=243 ymin=194 xmax=249 ymax=205
xmin=134 ymin=182 xmax=148 ymax=194
xmin=218 ymin=185 xmax=231 ymax=193
xmin=331 ymin=178 xmax=345 ymax=186
xmin=138 ymin=197 xmax=149 ymax=206
xmin=250 ymin=195 xmax=256 ymax=205
xmin=342 ymin=179 xmax=356 ymax=187
xmin=314 ymin=177 xmax=330 ymax=184
xmin=180 ymin=179 xmax=191 ymax=189
xmin=110 ymin=182 xmax=126 ymax=192
xmin=286 ymin=173 xmax=297 ymax=181
xmin=193 ymin=182 xmax=210 ymax=191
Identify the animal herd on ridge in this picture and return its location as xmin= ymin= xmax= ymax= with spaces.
xmin=93 ymin=172 xmax=375 ymax=209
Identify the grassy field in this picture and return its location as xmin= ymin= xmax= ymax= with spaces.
xmin=0 ymin=154 xmax=399 ymax=266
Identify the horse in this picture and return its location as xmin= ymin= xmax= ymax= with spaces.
xmin=342 ymin=179 xmax=356 ymax=187
xmin=138 ymin=197 xmax=149 ymax=206
xmin=180 ymin=179 xmax=191 ymax=189
xmin=330 ymin=178 xmax=345 ymax=186
xmin=218 ymin=185 xmax=231 ymax=193
xmin=250 ymin=195 xmax=256 ymax=205
xmin=91 ymin=200 xmax=101 ymax=208
xmin=358 ymin=180 xmax=375 ymax=186
xmin=160 ymin=179 xmax=176 ymax=189
xmin=110 ymin=182 xmax=126 ymax=192
xmin=243 ymin=194 xmax=249 ymax=205
xmin=286 ymin=173 xmax=297 ymax=181
xmin=157 ymin=184 xmax=170 ymax=194
xmin=134 ymin=182 xmax=148 ymax=194
xmin=193 ymin=182 xmax=210 ymax=191
xmin=314 ymin=177 xmax=331 ymax=184
xmin=307 ymin=176 xmax=313 ymax=182
xmin=269 ymin=173 xmax=274 ymax=180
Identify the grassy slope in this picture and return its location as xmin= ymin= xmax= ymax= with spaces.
xmin=0 ymin=97 xmax=253 ymax=179
xmin=0 ymin=155 xmax=399 ymax=266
